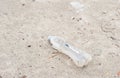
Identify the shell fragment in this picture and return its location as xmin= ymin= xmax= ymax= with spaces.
xmin=48 ymin=36 xmax=92 ymax=67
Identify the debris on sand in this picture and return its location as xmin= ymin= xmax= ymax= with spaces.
xmin=48 ymin=36 xmax=92 ymax=67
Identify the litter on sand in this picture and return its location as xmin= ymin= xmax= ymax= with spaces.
xmin=70 ymin=1 xmax=85 ymax=13
xmin=48 ymin=36 xmax=92 ymax=67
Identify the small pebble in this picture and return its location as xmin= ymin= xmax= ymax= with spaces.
xmin=102 ymin=12 xmax=106 ymax=14
xmin=79 ymin=18 xmax=82 ymax=20
xmin=39 ymin=45 xmax=42 ymax=47
xmin=51 ymin=67 xmax=54 ymax=68
xmin=22 ymin=4 xmax=25 ymax=6
xmin=27 ymin=45 xmax=31 ymax=47
xmin=22 ymin=38 xmax=25 ymax=40
xmin=98 ymin=63 xmax=101 ymax=65
xmin=72 ymin=17 xmax=75 ymax=20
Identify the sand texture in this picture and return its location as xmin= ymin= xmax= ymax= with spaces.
xmin=0 ymin=0 xmax=120 ymax=78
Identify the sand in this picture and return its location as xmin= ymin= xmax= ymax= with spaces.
xmin=0 ymin=0 xmax=120 ymax=78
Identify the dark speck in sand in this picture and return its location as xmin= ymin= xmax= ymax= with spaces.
xmin=27 ymin=45 xmax=31 ymax=47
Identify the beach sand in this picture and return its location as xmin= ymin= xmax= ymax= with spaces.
xmin=0 ymin=0 xmax=120 ymax=78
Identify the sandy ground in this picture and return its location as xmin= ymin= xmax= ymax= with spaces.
xmin=0 ymin=0 xmax=120 ymax=78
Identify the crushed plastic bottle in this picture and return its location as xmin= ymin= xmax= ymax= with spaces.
xmin=48 ymin=36 xmax=92 ymax=67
